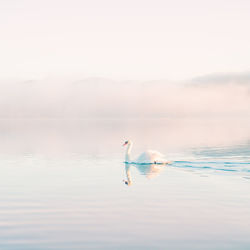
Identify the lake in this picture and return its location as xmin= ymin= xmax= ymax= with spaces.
xmin=0 ymin=118 xmax=250 ymax=249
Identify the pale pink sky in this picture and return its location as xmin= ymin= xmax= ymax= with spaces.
xmin=1 ymin=0 xmax=250 ymax=80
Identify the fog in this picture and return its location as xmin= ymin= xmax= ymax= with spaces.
xmin=0 ymin=73 xmax=250 ymax=155
xmin=0 ymin=73 xmax=250 ymax=119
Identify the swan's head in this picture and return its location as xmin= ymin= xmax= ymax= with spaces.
xmin=123 ymin=140 xmax=132 ymax=146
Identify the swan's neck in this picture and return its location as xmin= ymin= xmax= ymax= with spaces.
xmin=125 ymin=143 xmax=133 ymax=163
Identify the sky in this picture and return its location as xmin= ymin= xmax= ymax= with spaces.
xmin=1 ymin=0 xmax=250 ymax=81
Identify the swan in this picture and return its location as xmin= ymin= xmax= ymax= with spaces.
xmin=123 ymin=140 xmax=171 ymax=164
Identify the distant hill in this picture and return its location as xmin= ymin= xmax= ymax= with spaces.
xmin=191 ymin=71 xmax=250 ymax=86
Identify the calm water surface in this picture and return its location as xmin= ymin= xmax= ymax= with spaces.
xmin=0 ymin=119 xmax=250 ymax=250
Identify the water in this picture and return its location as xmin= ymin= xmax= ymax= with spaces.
xmin=0 ymin=118 xmax=250 ymax=250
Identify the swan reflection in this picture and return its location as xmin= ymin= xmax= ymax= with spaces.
xmin=123 ymin=163 xmax=165 ymax=186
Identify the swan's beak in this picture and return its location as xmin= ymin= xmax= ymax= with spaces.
xmin=123 ymin=142 xmax=127 ymax=146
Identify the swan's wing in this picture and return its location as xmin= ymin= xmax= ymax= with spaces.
xmin=136 ymin=150 xmax=165 ymax=163
xmin=147 ymin=150 xmax=165 ymax=158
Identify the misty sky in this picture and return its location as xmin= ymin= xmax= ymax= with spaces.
xmin=1 ymin=0 xmax=250 ymax=81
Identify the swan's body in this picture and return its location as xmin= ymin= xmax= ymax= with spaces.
xmin=123 ymin=140 xmax=170 ymax=164
xmin=136 ymin=150 xmax=165 ymax=164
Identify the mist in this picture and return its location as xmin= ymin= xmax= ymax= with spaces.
xmin=0 ymin=73 xmax=250 ymax=119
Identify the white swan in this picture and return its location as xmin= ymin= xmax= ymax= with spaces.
xmin=123 ymin=140 xmax=171 ymax=164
